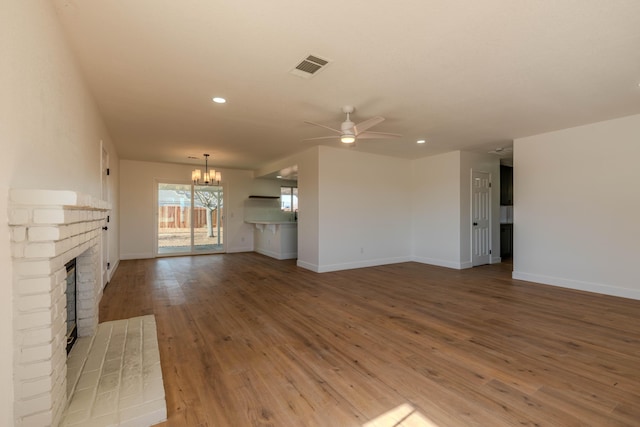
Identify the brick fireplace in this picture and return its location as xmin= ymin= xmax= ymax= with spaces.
xmin=9 ymin=190 xmax=110 ymax=427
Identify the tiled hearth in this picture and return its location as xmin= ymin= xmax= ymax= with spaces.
xmin=9 ymin=190 xmax=109 ymax=426
xmin=62 ymin=316 xmax=166 ymax=427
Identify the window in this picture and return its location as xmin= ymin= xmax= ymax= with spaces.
xmin=280 ymin=186 xmax=298 ymax=212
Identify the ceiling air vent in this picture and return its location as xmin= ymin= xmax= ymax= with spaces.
xmin=290 ymin=54 xmax=330 ymax=79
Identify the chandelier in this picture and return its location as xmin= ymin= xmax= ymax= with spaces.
xmin=191 ymin=154 xmax=221 ymax=185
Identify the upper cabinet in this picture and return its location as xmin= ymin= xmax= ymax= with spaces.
xmin=500 ymin=165 xmax=513 ymax=205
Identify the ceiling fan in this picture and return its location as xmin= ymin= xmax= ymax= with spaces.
xmin=304 ymin=105 xmax=401 ymax=145
xmin=488 ymin=146 xmax=513 ymax=155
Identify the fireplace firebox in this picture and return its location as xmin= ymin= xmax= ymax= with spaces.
xmin=65 ymin=258 xmax=78 ymax=354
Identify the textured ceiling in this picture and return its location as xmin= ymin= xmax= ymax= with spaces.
xmin=53 ymin=0 xmax=640 ymax=171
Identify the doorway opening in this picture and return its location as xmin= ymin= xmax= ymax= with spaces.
xmin=157 ymin=182 xmax=224 ymax=255
xmin=499 ymin=164 xmax=514 ymax=261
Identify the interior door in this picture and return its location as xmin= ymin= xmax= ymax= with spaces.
xmin=472 ymin=170 xmax=491 ymax=266
xmin=101 ymin=143 xmax=109 ymax=287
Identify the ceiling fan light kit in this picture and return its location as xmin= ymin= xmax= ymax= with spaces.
xmin=341 ymin=134 xmax=356 ymax=144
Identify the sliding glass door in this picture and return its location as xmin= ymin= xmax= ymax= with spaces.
xmin=193 ymin=184 xmax=223 ymax=252
xmin=157 ymin=182 xmax=224 ymax=255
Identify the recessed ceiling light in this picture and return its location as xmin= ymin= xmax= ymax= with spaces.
xmin=417 ymin=139 xmax=426 ymax=144
xmin=212 ymin=97 xmax=226 ymax=104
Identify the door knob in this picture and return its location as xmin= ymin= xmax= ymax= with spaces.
xmin=102 ymin=226 xmax=108 ymax=231
xmin=473 ymin=222 xmax=478 ymax=226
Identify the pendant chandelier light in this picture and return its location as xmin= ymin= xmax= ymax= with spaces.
xmin=191 ymin=154 xmax=221 ymax=185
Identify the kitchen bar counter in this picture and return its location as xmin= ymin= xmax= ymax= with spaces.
xmin=245 ymin=220 xmax=295 ymax=233
xmin=245 ymin=220 xmax=297 ymax=259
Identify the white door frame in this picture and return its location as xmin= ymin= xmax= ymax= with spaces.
xmin=471 ymin=169 xmax=492 ymax=266
xmin=100 ymin=141 xmax=110 ymax=287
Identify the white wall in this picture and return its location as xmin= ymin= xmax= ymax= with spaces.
xmin=120 ymin=160 xmax=282 ymax=258
xmin=411 ymin=151 xmax=462 ymax=268
xmin=255 ymin=146 xmax=321 ymax=271
xmin=257 ymin=145 xmax=414 ymax=273
xmin=0 ymin=1 xmax=119 ymax=423
xmin=513 ymin=114 xmax=640 ymax=299
xmin=316 ymin=146 xmax=412 ymax=272
xmin=260 ymin=148 xmax=501 ymax=273
xmin=411 ymin=150 xmax=500 ymax=269
xmin=460 ymin=151 xmax=501 ymax=266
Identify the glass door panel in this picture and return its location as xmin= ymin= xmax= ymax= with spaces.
xmin=158 ymin=183 xmax=193 ymax=255
xmin=193 ymin=185 xmax=223 ymax=252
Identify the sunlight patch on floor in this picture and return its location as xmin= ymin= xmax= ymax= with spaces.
xmin=363 ymin=403 xmax=439 ymax=427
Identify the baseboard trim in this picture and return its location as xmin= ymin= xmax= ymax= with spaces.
xmin=120 ymin=252 xmax=154 ymax=260
xmin=255 ymin=248 xmax=296 ymax=260
xmin=226 ymin=246 xmax=253 ymax=254
xmin=296 ymin=260 xmax=320 ymax=272
xmin=315 ymin=256 xmax=412 ymax=273
xmin=107 ymin=259 xmax=120 ymax=281
xmin=412 ymin=256 xmax=466 ymax=270
xmin=512 ymin=271 xmax=640 ymax=301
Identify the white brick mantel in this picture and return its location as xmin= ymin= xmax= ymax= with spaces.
xmin=9 ymin=189 xmax=111 ymax=427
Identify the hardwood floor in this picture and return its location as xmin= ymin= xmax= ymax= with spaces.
xmin=100 ymin=253 xmax=640 ymax=426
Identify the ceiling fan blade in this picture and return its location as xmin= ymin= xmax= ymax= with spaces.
xmin=353 ymin=116 xmax=385 ymax=135
xmin=304 ymin=121 xmax=342 ymax=134
xmin=302 ymin=135 xmax=340 ymax=141
xmin=357 ymin=131 xmax=402 ymax=139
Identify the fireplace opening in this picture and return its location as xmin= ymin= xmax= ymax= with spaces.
xmin=65 ymin=258 xmax=78 ymax=355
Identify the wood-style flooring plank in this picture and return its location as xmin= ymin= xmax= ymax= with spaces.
xmin=99 ymin=253 xmax=640 ymax=426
